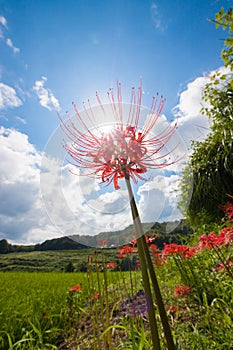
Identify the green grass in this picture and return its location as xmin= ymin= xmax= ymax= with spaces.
xmin=0 ymin=272 xmax=89 ymax=349
xmin=0 ymin=235 xmax=232 ymax=349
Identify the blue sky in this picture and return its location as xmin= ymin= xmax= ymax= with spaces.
xmin=0 ymin=0 xmax=231 ymax=245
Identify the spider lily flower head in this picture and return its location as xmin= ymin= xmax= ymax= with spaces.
xmin=174 ymin=285 xmax=191 ymax=297
xmin=106 ymin=262 xmax=117 ymax=269
xmin=221 ymin=202 xmax=233 ymax=220
xmin=69 ymin=285 xmax=82 ymax=292
xmin=59 ymin=81 xmax=178 ymax=190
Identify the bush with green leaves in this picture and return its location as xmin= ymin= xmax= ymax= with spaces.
xmin=180 ymin=6 xmax=233 ymax=227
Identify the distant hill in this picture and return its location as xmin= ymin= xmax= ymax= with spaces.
xmin=70 ymin=219 xmax=193 ymax=248
xmin=34 ymin=236 xmax=90 ymax=251
xmin=0 ymin=237 xmax=89 ymax=254
xmin=0 ymin=220 xmax=193 ymax=254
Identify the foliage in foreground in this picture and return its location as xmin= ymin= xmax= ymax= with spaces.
xmin=179 ymin=6 xmax=233 ymax=227
xmin=0 ymin=207 xmax=232 ymax=350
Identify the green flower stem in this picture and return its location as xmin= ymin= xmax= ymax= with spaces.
xmin=88 ymin=258 xmax=101 ymax=350
xmin=141 ymin=236 xmax=176 ymax=350
xmin=94 ymin=254 xmax=107 ymax=349
xmin=103 ymin=263 xmax=112 ymax=350
xmin=125 ymin=175 xmax=161 ymax=350
xmin=173 ymin=256 xmax=191 ymax=286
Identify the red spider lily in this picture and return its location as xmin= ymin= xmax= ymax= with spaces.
xmin=97 ymin=239 xmax=109 ymax=248
xmin=149 ymin=243 xmax=158 ymax=253
xmin=120 ymin=245 xmax=133 ymax=256
xmin=163 ymin=243 xmax=197 ymax=258
xmin=69 ymin=285 xmax=82 ymax=292
xmin=93 ymin=293 xmax=99 ymax=299
xmin=106 ymin=262 xmax=117 ymax=269
xmin=149 ymin=244 xmax=167 ymax=265
xmin=144 ymin=233 xmax=158 ymax=244
xmin=220 ymin=202 xmax=233 ymax=220
xmin=59 ymin=81 xmax=178 ymax=190
xmin=215 ymin=259 xmax=232 ymax=273
xmin=173 ymin=285 xmax=190 ymax=297
xmin=128 ymin=232 xmax=158 ymax=247
xmin=165 ymin=305 xmax=179 ymax=313
xmin=122 ymin=245 xmax=133 ymax=254
xmin=152 ymin=252 xmax=166 ymax=266
xmin=147 ymin=235 xmax=158 ymax=244
xmin=129 ymin=231 xmax=137 ymax=247
xmin=117 ymin=245 xmax=135 ymax=258
xmin=198 ymin=228 xmax=233 ymax=250
xmin=219 ymin=227 xmax=233 ymax=245
xmin=129 ymin=237 xmax=137 ymax=247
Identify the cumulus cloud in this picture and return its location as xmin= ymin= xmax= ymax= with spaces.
xmin=171 ymin=66 xmax=231 ymax=159
xmin=168 ymin=75 xmax=210 ymax=163
xmin=0 ymin=127 xmax=68 ymax=245
xmin=40 ymin=159 xmax=132 ymax=239
xmin=0 ymin=82 xmax=22 ymax=109
xmin=6 ymin=38 xmax=20 ymax=53
xmin=33 ymin=76 xmax=60 ymax=111
xmin=137 ymin=173 xmax=183 ymax=224
xmin=0 ymin=127 xmax=42 ymax=242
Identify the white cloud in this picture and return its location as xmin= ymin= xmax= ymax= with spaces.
xmin=150 ymin=3 xmax=166 ymax=31
xmin=168 ymin=75 xmax=210 ymax=165
xmin=173 ymin=77 xmax=207 ymax=118
xmin=16 ymin=116 xmax=26 ymax=124
xmin=6 ymin=37 xmax=20 ymax=53
xmin=0 ymin=16 xmax=20 ymax=54
xmin=40 ymin=159 xmax=132 ymax=239
xmin=138 ymin=173 xmax=183 ymax=224
xmin=174 ymin=66 xmax=230 ymax=119
xmin=33 ymin=76 xmax=60 ymax=111
xmin=0 ymin=15 xmax=7 ymax=28
xmin=0 ymin=82 xmax=22 ymax=110
xmin=0 ymin=127 xmax=43 ymax=242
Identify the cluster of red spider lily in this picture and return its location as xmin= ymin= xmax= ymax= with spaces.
xmin=116 ymin=245 xmax=137 ymax=259
xmin=220 ymin=202 xmax=233 ymax=220
xmin=149 ymin=244 xmax=167 ymax=266
xmin=173 ymin=285 xmax=191 ymax=297
xmin=163 ymin=243 xmax=197 ymax=258
xmin=59 ymin=81 xmax=177 ymax=190
xmin=199 ymin=227 xmax=233 ymax=249
xmin=163 ymin=227 xmax=233 ymax=257
xmin=116 ymin=213 xmax=233 ymax=268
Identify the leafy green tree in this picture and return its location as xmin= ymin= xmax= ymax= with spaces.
xmin=180 ymin=7 xmax=233 ymax=227
xmin=65 ymin=261 xmax=75 ymax=272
